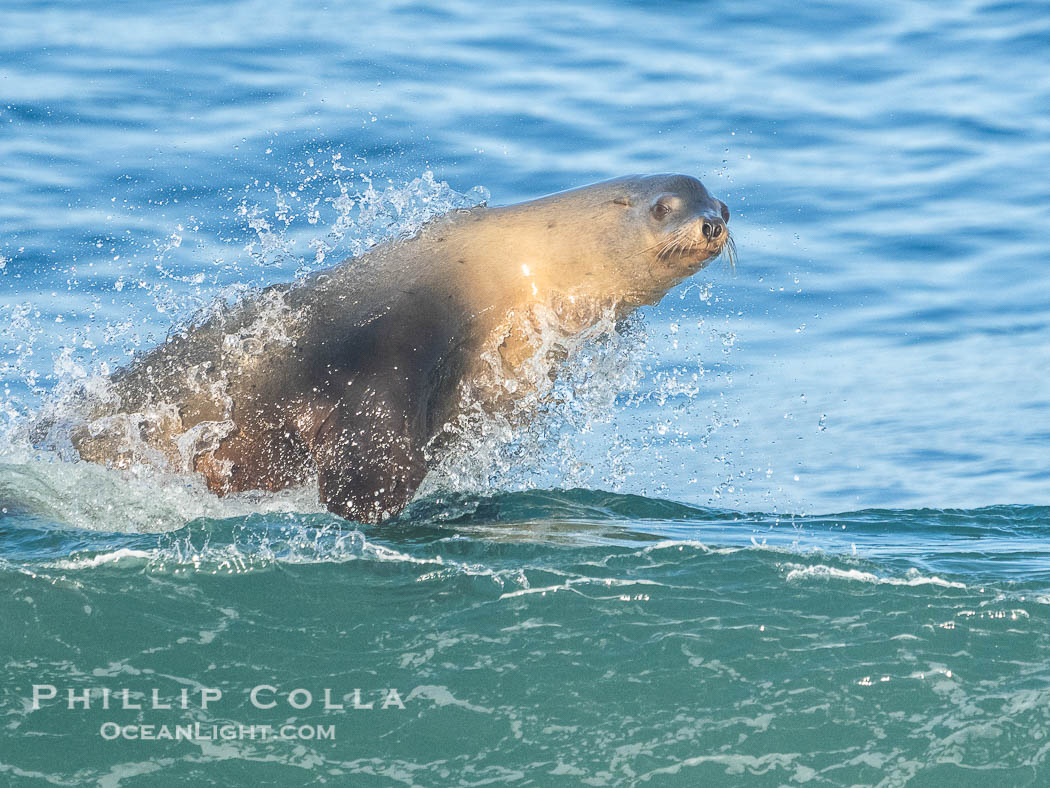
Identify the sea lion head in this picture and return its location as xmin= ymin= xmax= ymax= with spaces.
xmin=525 ymin=173 xmax=733 ymax=308
xmin=462 ymin=173 xmax=734 ymax=314
xmin=611 ymin=174 xmax=733 ymax=288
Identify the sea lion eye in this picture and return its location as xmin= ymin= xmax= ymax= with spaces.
xmin=651 ymin=201 xmax=672 ymax=220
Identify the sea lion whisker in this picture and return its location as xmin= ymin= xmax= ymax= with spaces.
xmin=720 ymin=234 xmax=737 ymax=272
xmin=628 ymin=238 xmax=667 ymax=260
xmin=658 ymin=237 xmax=682 ymax=261
xmin=659 ymin=226 xmax=691 ymax=260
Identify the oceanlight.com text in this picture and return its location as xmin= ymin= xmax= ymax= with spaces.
xmin=99 ymin=721 xmax=336 ymax=742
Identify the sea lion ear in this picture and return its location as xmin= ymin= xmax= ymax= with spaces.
xmin=612 ymin=195 xmax=632 ymax=207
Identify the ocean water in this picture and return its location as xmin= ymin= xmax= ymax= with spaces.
xmin=2 ymin=0 xmax=1049 ymax=784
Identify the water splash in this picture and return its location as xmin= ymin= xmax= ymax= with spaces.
xmin=0 ymin=162 xmax=743 ymax=532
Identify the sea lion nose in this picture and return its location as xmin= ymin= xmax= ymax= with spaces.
xmin=702 ymin=218 xmax=725 ymax=240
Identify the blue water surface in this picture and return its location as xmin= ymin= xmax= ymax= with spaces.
xmin=1 ymin=0 xmax=1050 ymax=784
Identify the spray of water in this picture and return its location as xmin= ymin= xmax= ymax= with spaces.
xmin=0 ymin=161 xmax=742 ymax=531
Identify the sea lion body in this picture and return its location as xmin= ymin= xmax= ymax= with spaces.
xmin=70 ymin=174 xmax=732 ymax=522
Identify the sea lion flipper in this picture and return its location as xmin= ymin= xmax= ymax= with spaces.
xmin=306 ymin=397 xmax=426 ymax=524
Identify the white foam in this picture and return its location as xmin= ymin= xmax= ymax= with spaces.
xmin=642 ymin=539 xmax=739 ymax=556
xmin=47 ymin=548 xmax=154 ymax=569
xmin=0 ymin=447 xmax=326 ymax=534
xmin=784 ymin=563 xmax=966 ymax=589
xmin=499 ymin=576 xmax=665 ymax=600
xmin=405 ymin=685 xmax=493 ymax=714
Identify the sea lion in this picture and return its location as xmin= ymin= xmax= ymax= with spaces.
xmin=66 ymin=174 xmax=732 ymax=522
